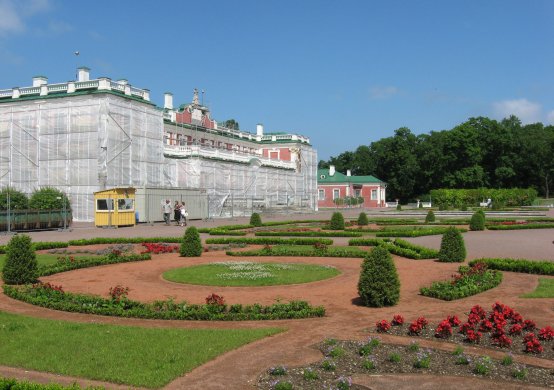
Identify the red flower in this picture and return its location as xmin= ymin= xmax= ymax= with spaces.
xmin=435 ymin=320 xmax=452 ymax=338
xmin=479 ymin=320 xmax=494 ymax=332
xmin=447 ymin=315 xmax=461 ymax=327
xmin=459 ymin=322 xmax=474 ymax=335
xmin=523 ymin=333 xmax=543 ymax=354
xmin=392 ymin=314 xmax=404 ymax=326
xmin=409 ymin=321 xmax=423 ymax=335
xmin=205 ymin=293 xmax=225 ymax=306
xmin=509 ymin=323 xmax=523 ymax=335
xmin=416 ymin=317 xmax=429 ymax=328
xmin=492 ymin=333 xmax=512 ymax=348
xmin=523 ymin=319 xmax=536 ymax=331
xmin=469 ymin=305 xmax=487 ymax=319
xmin=538 ymin=326 xmax=554 ymax=341
xmin=376 ymin=319 xmax=391 ymax=333
xmin=465 ymin=329 xmax=482 ymax=343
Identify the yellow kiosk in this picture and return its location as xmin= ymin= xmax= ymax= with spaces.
xmin=93 ymin=187 xmax=136 ymax=227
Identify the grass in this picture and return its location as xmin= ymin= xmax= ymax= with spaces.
xmin=0 ymin=253 xmax=68 ymax=270
xmin=521 ymin=278 xmax=554 ymax=298
xmin=0 ymin=310 xmax=282 ymax=388
xmin=163 ymin=261 xmax=340 ymax=286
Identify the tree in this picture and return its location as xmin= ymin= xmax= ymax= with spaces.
xmin=358 ymin=247 xmax=400 ymax=307
xmin=438 ymin=227 xmax=466 ymax=262
xmin=469 ymin=211 xmax=485 ymax=231
xmin=249 ymin=212 xmax=262 ymax=227
xmin=0 ymin=187 xmax=29 ymax=210
xmin=329 ymin=212 xmax=344 ymax=230
xmin=425 ymin=210 xmax=435 ymax=223
xmin=2 ymin=234 xmax=38 ymax=284
xmin=29 ymin=187 xmax=70 ymax=210
xmin=357 ymin=212 xmax=369 ymax=226
xmin=224 ymin=119 xmax=239 ymax=130
xmin=180 ymin=226 xmax=203 ymax=257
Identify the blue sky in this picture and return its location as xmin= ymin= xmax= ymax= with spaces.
xmin=1 ymin=0 xmax=553 ymax=160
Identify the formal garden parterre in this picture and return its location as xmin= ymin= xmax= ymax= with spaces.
xmin=0 ymin=211 xmax=553 ymax=389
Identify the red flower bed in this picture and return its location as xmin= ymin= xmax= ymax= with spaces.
xmin=141 ymin=242 xmax=179 ymax=254
xmin=206 ymin=293 xmax=225 ymax=306
xmin=376 ymin=319 xmax=391 ymax=333
xmin=538 ymin=326 xmax=554 ymax=341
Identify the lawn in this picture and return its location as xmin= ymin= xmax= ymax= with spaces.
xmin=0 ymin=310 xmax=282 ymax=388
xmin=522 ymin=278 xmax=554 ymax=298
xmin=163 ymin=261 xmax=340 ymax=286
xmin=0 ymin=253 xmax=64 ymax=270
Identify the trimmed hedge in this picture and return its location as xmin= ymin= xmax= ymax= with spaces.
xmin=0 ymin=241 xmax=68 ymax=254
xmin=255 ymin=231 xmax=362 ymax=237
xmin=249 ymin=213 xmax=262 ymax=227
xmin=468 ymin=258 xmax=554 ymax=275
xmin=205 ymin=237 xmax=333 ymax=245
xmin=430 ymin=188 xmax=537 ymax=208
xmin=437 ymin=226 xmax=466 ymax=262
xmin=226 ymin=245 xmax=368 ymax=258
xmin=486 ymin=223 xmax=554 ymax=230
xmin=357 ymin=212 xmax=369 ymax=226
xmin=2 ymin=235 xmax=38 ymax=285
xmin=3 ymin=285 xmax=325 ymax=321
xmin=0 ymin=377 xmax=100 ymax=390
xmin=38 ymin=253 xmax=151 ymax=277
xmin=358 ymin=247 xmax=400 ymax=307
xmin=330 ymin=212 xmax=345 ymax=230
xmin=68 ymin=237 xmax=182 ymax=246
xmin=180 ymin=226 xmax=203 ymax=257
xmin=425 ymin=211 xmax=435 ymax=223
xmin=392 ymin=239 xmax=439 ymax=259
xmin=469 ymin=212 xmax=485 ymax=231
xmin=348 ymin=238 xmax=390 ymax=246
xmin=208 ymin=229 xmax=247 ymax=236
xmin=348 ymin=238 xmax=438 ymax=260
xmin=376 ymin=227 xmax=467 ymax=237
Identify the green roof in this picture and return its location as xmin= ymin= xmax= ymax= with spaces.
xmin=317 ymin=169 xmax=384 ymax=184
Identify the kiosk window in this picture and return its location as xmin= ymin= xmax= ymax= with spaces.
xmin=96 ymin=198 xmax=114 ymax=211
xmin=117 ymin=198 xmax=134 ymax=211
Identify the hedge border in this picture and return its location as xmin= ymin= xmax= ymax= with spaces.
xmin=205 ymin=237 xmax=333 ymax=245
xmin=468 ymin=258 xmax=554 ymax=275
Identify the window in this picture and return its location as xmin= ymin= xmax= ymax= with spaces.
xmin=333 ymin=189 xmax=340 ymax=199
xmin=355 ymin=189 xmax=361 ymax=197
xmin=117 ymin=198 xmax=134 ymax=212
xmin=318 ymin=189 xmax=325 ymax=200
xmin=96 ymin=198 xmax=114 ymax=212
xmin=371 ymin=189 xmax=378 ymax=200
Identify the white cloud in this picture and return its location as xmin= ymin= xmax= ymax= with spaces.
xmin=369 ymin=85 xmax=400 ymax=100
xmin=0 ymin=0 xmax=25 ymax=35
xmin=0 ymin=0 xmax=51 ymax=37
xmin=547 ymin=110 xmax=554 ymax=125
xmin=492 ymin=99 xmax=542 ymax=124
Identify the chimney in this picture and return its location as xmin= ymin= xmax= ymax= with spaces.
xmin=77 ymin=67 xmax=90 ymax=82
xmin=329 ymin=165 xmax=335 ymax=176
xmin=32 ymin=76 xmax=48 ymax=87
xmin=164 ymin=92 xmax=173 ymax=109
xmin=256 ymin=123 xmax=264 ymax=136
xmin=347 ymin=169 xmax=351 ymax=177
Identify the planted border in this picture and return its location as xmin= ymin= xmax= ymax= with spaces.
xmin=486 ymin=223 xmax=554 ymax=230
xmin=377 ymin=227 xmax=467 ymax=237
xmin=68 ymin=237 xmax=182 ymax=246
xmin=420 ymin=263 xmax=502 ymax=301
xmin=0 ymin=241 xmax=68 ymax=254
xmin=469 ymin=258 xmax=554 ymax=276
xmin=255 ymin=231 xmax=362 ymax=237
xmin=205 ymin=237 xmax=333 ymax=245
xmin=2 ymin=285 xmax=325 ymax=321
xmin=226 ymin=245 xmax=368 ymax=258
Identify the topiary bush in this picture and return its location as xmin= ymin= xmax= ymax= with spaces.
xmin=438 ymin=227 xmax=466 ymax=263
xmin=249 ymin=212 xmax=262 ymax=227
xmin=425 ymin=210 xmax=435 ymax=223
xmin=329 ymin=212 xmax=345 ymax=230
xmin=0 ymin=187 xmax=29 ymax=210
xmin=2 ymin=234 xmax=38 ymax=284
xmin=180 ymin=226 xmax=203 ymax=257
xmin=396 ymin=204 xmax=402 ymax=211
xmin=357 ymin=212 xmax=369 ymax=226
xmin=358 ymin=246 xmax=400 ymax=307
xmin=28 ymin=187 xmax=70 ymax=210
xmin=469 ymin=211 xmax=485 ymax=231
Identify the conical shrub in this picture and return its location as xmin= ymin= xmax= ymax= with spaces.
xmin=180 ymin=226 xmax=203 ymax=257
xmin=358 ymin=246 xmax=400 ymax=307
xmin=438 ymin=227 xmax=466 ymax=262
xmin=425 ymin=210 xmax=435 ymax=223
xmin=469 ymin=211 xmax=485 ymax=231
xmin=2 ymin=234 xmax=38 ymax=284
xmin=249 ymin=212 xmax=262 ymax=227
xmin=329 ymin=212 xmax=345 ymax=230
xmin=357 ymin=212 xmax=369 ymax=226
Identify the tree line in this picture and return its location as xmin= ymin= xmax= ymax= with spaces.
xmin=318 ymin=116 xmax=554 ymax=201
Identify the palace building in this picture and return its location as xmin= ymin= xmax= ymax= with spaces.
xmin=0 ymin=67 xmax=318 ymax=221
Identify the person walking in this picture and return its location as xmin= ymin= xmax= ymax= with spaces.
xmin=162 ymin=199 xmax=172 ymax=225
xmin=174 ymin=200 xmax=181 ymax=225
xmin=179 ymin=201 xmax=188 ymax=226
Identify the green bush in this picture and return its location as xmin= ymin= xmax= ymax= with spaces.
xmin=376 ymin=227 xmax=467 ymax=237
xmin=0 ymin=187 xmax=29 ymax=210
xmin=468 ymin=258 xmax=554 ymax=275
xmin=2 ymin=234 xmax=38 ymax=285
xmin=430 ymin=188 xmax=537 ymax=208
xmin=396 ymin=204 xmax=402 ymax=211
xmin=330 ymin=212 xmax=345 ymax=230
xmin=425 ymin=210 xmax=435 ymax=223
xmin=180 ymin=226 xmax=203 ymax=257
xmin=205 ymin=237 xmax=333 ymax=245
xmin=469 ymin=212 xmax=485 ymax=231
xmin=437 ymin=227 xmax=466 ymax=263
xmin=487 ymin=223 xmax=554 ymax=230
xmin=255 ymin=231 xmax=361 ymax=237
xmin=249 ymin=212 xmax=262 ymax=227
xmin=28 ymin=187 xmax=71 ymax=210
xmin=357 ymin=212 xmax=369 ymax=226
xmin=358 ymin=246 xmax=400 ymax=307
